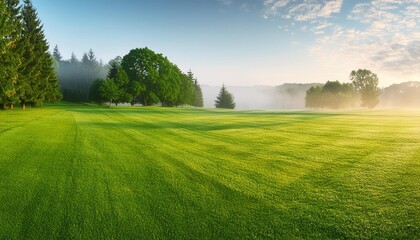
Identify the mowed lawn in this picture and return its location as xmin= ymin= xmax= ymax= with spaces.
xmin=0 ymin=103 xmax=419 ymax=239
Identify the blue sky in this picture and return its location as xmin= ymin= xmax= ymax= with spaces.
xmin=32 ymin=0 xmax=420 ymax=86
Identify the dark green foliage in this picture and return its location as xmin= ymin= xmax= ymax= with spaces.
xmin=0 ymin=0 xmax=61 ymax=109
xmin=215 ymin=84 xmax=235 ymax=109
xmin=350 ymin=69 xmax=381 ymax=109
xmin=99 ymin=79 xmax=119 ymax=107
xmin=0 ymin=0 xmax=21 ymax=108
xmin=113 ymin=66 xmax=130 ymax=104
xmin=121 ymin=47 xmax=195 ymax=107
xmin=89 ymin=79 xmax=104 ymax=104
xmin=305 ymin=81 xmax=357 ymax=109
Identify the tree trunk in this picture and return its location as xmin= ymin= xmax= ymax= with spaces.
xmin=22 ymin=102 xmax=26 ymax=110
xmin=10 ymin=103 xmax=14 ymax=110
xmin=109 ymin=100 xmax=112 ymax=108
xmin=1 ymin=103 xmax=5 ymax=110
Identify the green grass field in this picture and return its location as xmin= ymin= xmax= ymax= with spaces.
xmin=0 ymin=103 xmax=419 ymax=239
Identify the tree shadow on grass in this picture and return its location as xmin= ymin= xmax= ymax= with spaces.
xmin=76 ymin=112 xmax=340 ymax=132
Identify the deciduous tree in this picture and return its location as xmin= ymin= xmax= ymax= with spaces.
xmin=350 ymin=69 xmax=381 ymax=109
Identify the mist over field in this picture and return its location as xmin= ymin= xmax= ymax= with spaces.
xmin=202 ymin=82 xmax=420 ymax=110
xmin=202 ymin=83 xmax=320 ymax=110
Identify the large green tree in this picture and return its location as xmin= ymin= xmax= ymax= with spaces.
xmin=215 ymin=84 xmax=235 ymax=109
xmin=121 ymin=48 xmax=158 ymax=105
xmin=350 ymin=69 xmax=381 ymax=109
xmin=121 ymin=47 xmax=194 ymax=107
xmin=18 ymin=0 xmax=61 ymax=109
xmin=99 ymin=79 xmax=119 ymax=107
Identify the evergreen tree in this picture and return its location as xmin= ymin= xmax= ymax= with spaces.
xmin=89 ymin=79 xmax=104 ymax=104
xmin=188 ymin=70 xmax=203 ymax=107
xmin=70 ymin=52 xmax=78 ymax=64
xmin=215 ymin=84 xmax=235 ymax=109
xmin=18 ymin=0 xmax=61 ymax=109
xmin=53 ymin=44 xmax=62 ymax=62
xmin=0 ymin=0 xmax=21 ymax=109
xmin=107 ymin=61 xmax=119 ymax=80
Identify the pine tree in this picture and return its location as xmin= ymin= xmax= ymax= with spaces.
xmin=18 ymin=0 xmax=61 ymax=109
xmin=215 ymin=84 xmax=235 ymax=109
xmin=53 ymin=45 xmax=62 ymax=62
xmin=193 ymin=79 xmax=204 ymax=107
xmin=0 ymin=0 xmax=22 ymax=109
xmin=187 ymin=70 xmax=203 ymax=107
xmin=70 ymin=52 xmax=78 ymax=64
xmin=107 ymin=61 xmax=119 ymax=79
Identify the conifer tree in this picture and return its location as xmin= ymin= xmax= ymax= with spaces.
xmin=18 ymin=0 xmax=61 ymax=109
xmin=53 ymin=45 xmax=62 ymax=62
xmin=70 ymin=52 xmax=78 ymax=64
xmin=215 ymin=84 xmax=235 ymax=109
xmin=0 ymin=0 xmax=21 ymax=109
xmin=187 ymin=70 xmax=203 ymax=107
xmin=193 ymin=79 xmax=204 ymax=107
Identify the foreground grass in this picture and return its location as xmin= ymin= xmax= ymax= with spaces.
xmin=0 ymin=103 xmax=419 ymax=239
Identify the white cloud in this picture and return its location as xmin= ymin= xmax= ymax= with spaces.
xmin=312 ymin=1 xmax=420 ymax=82
xmin=263 ymin=0 xmax=291 ymax=18
xmin=263 ymin=0 xmax=343 ymax=21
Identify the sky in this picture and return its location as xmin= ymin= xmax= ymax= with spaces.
xmin=32 ymin=0 xmax=420 ymax=87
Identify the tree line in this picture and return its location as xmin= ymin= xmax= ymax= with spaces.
xmin=88 ymin=48 xmax=204 ymax=107
xmin=0 ymin=0 xmax=61 ymax=110
xmin=306 ymin=69 xmax=381 ymax=109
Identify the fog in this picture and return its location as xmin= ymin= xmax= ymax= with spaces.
xmin=202 ymin=83 xmax=319 ymax=110
xmin=201 ymin=81 xmax=420 ymax=110
xmin=379 ymin=81 xmax=420 ymax=108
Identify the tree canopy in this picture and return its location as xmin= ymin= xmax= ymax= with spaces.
xmin=0 ymin=0 xmax=61 ymax=110
xmin=350 ymin=69 xmax=381 ymax=109
xmin=118 ymin=47 xmax=198 ymax=107
xmin=305 ymin=81 xmax=357 ymax=109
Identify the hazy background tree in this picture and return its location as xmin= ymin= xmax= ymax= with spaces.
xmin=215 ymin=84 xmax=235 ymax=109
xmin=55 ymin=48 xmax=108 ymax=102
xmin=188 ymin=70 xmax=203 ymax=107
xmin=305 ymin=85 xmax=323 ymax=109
xmin=53 ymin=44 xmax=62 ymax=62
xmin=380 ymin=81 xmax=420 ymax=108
xmin=305 ymin=81 xmax=357 ymax=109
xmin=350 ymin=69 xmax=381 ymax=109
